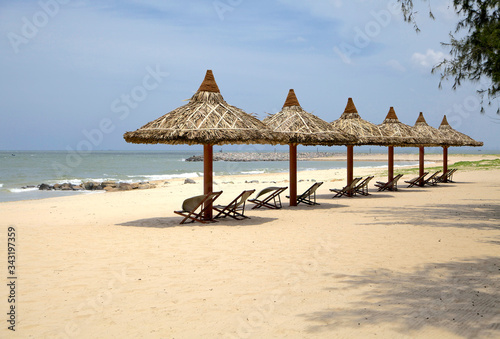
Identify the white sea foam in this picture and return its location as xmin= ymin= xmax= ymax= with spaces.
xmin=241 ymin=170 xmax=265 ymax=174
xmin=0 ymin=183 xmax=3 ymax=188
xmin=9 ymin=187 xmax=38 ymax=193
xmin=144 ymin=172 xmax=201 ymax=181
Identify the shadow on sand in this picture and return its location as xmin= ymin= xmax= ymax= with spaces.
xmin=116 ymin=215 xmax=279 ymax=228
xmin=354 ymin=202 xmax=500 ymax=231
xmin=300 ymin=257 xmax=500 ymax=338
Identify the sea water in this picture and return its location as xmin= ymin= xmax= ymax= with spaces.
xmin=0 ymin=150 xmax=417 ymax=203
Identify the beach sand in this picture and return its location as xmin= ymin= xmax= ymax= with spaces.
xmin=1 ymin=154 xmax=499 ymax=338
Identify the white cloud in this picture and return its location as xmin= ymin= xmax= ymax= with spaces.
xmin=411 ymin=49 xmax=446 ymax=69
xmin=386 ymin=59 xmax=406 ymax=72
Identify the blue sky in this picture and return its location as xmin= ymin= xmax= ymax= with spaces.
xmin=0 ymin=0 xmax=498 ymax=152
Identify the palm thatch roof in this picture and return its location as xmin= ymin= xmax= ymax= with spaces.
xmin=331 ymin=97 xmax=394 ymax=146
xmin=412 ymin=112 xmax=449 ymax=147
xmin=378 ymin=107 xmax=430 ymax=146
xmin=123 ymin=70 xmax=280 ymax=146
xmin=263 ymin=89 xmax=357 ymax=146
xmin=438 ymin=115 xmax=483 ymax=147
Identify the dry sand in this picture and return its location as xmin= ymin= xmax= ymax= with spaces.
xmin=1 ymin=155 xmax=499 ymax=338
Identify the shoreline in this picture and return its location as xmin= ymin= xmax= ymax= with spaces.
xmin=1 ymin=153 xmax=499 ymax=204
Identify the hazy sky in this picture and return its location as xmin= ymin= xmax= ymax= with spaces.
xmin=0 ymin=0 xmax=498 ymax=152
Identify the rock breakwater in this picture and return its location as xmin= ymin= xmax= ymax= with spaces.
xmin=29 ymin=181 xmax=157 ymax=192
xmin=185 ymin=152 xmax=337 ymax=162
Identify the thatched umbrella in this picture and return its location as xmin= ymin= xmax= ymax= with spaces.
xmin=263 ymin=89 xmax=356 ymax=206
xmin=378 ymin=107 xmax=430 ymax=186
xmin=331 ymin=98 xmax=394 ymax=190
xmin=438 ymin=115 xmax=483 ymax=178
xmin=124 ymin=70 xmax=278 ymax=219
xmin=412 ymin=112 xmax=449 ymax=186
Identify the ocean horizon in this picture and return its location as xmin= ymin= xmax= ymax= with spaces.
xmin=0 ymin=148 xmax=487 ymax=203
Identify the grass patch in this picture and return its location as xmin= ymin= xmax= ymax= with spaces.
xmin=377 ymin=158 xmax=500 ymax=177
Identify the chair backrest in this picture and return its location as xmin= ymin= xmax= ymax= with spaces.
xmin=301 ymin=182 xmax=323 ymax=196
xmin=182 ymin=194 xmax=206 ymax=212
xmin=356 ymin=176 xmax=374 ymax=187
xmin=234 ymin=189 xmax=255 ymax=207
xmin=255 ymin=186 xmax=281 ymax=199
xmin=182 ymin=191 xmax=222 ymax=212
xmin=309 ymin=182 xmax=323 ymax=194
xmin=392 ymin=174 xmax=404 ymax=183
xmin=429 ymin=170 xmax=441 ymax=178
xmin=348 ymin=177 xmax=362 ymax=189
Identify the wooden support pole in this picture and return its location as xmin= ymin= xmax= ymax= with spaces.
xmin=443 ymin=146 xmax=448 ymax=181
xmin=347 ymin=145 xmax=354 ymax=197
xmin=289 ymin=144 xmax=297 ymax=207
xmin=203 ymin=144 xmax=213 ymax=220
xmin=419 ymin=146 xmax=425 ymax=187
xmin=388 ymin=146 xmax=394 ymax=187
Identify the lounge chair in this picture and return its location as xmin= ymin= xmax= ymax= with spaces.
xmin=249 ymin=186 xmax=288 ymax=209
xmin=423 ymin=170 xmax=442 ymax=186
xmin=287 ymin=182 xmax=323 ymax=205
xmin=330 ymin=177 xmax=362 ymax=198
xmin=354 ymin=176 xmax=374 ymax=196
xmin=436 ymin=168 xmax=457 ymax=183
xmin=213 ymin=189 xmax=255 ymax=220
xmin=174 ymin=191 xmax=223 ymax=224
xmin=375 ymin=174 xmax=404 ymax=191
xmin=405 ymin=172 xmax=429 ymax=188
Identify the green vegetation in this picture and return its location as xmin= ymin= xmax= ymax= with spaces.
xmin=378 ymin=158 xmax=500 ymax=177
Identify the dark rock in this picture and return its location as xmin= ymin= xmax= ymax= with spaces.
xmin=185 ymin=155 xmax=203 ymax=162
xmin=94 ymin=185 xmax=104 ymax=190
xmin=83 ymin=182 xmax=94 ymax=190
xmin=60 ymin=183 xmax=73 ymax=191
xmin=39 ymin=183 xmax=52 ymax=191
xmin=101 ymin=181 xmax=117 ymax=188
xmin=131 ymin=183 xmax=140 ymax=189
xmin=184 ymin=178 xmax=196 ymax=184
xmin=245 ymin=180 xmax=259 ymax=184
xmin=119 ymin=183 xmax=133 ymax=191
xmin=72 ymin=185 xmax=84 ymax=191
xmin=104 ymin=186 xmax=120 ymax=192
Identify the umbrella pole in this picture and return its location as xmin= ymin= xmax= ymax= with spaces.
xmin=347 ymin=145 xmax=354 ymax=197
xmin=290 ymin=144 xmax=297 ymax=207
xmin=443 ymin=146 xmax=448 ymax=182
xmin=419 ymin=146 xmax=425 ymax=187
xmin=388 ymin=146 xmax=394 ymax=188
xmin=204 ymin=144 xmax=213 ymax=220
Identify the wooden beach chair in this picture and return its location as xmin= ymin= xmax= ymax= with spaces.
xmin=405 ymin=172 xmax=429 ymax=188
xmin=436 ymin=168 xmax=457 ymax=183
xmin=375 ymin=174 xmax=404 ymax=192
xmin=423 ymin=170 xmax=442 ymax=186
xmin=213 ymin=189 xmax=255 ymax=220
xmin=287 ymin=182 xmax=323 ymax=205
xmin=174 ymin=191 xmax=223 ymax=224
xmin=249 ymin=187 xmax=288 ymax=209
xmin=354 ymin=176 xmax=374 ymax=196
xmin=330 ymin=177 xmax=362 ymax=198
